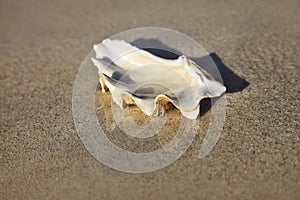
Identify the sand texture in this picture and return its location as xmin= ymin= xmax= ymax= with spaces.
xmin=1 ymin=0 xmax=299 ymax=199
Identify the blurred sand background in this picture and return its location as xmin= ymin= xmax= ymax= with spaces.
xmin=0 ymin=0 xmax=299 ymax=199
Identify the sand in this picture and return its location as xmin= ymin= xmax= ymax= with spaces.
xmin=1 ymin=0 xmax=299 ymax=199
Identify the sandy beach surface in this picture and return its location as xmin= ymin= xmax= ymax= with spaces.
xmin=1 ymin=0 xmax=299 ymax=199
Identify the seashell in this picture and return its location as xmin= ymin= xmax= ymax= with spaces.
xmin=92 ymin=39 xmax=226 ymax=119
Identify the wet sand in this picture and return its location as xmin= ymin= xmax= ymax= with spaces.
xmin=1 ymin=0 xmax=299 ymax=199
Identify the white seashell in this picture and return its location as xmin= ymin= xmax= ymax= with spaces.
xmin=92 ymin=39 xmax=226 ymax=119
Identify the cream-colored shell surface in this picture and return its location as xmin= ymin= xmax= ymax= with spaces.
xmin=92 ymin=39 xmax=226 ymax=119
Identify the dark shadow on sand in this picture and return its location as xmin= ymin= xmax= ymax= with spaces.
xmin=132 ymin=39 xmax=249 ymax=94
